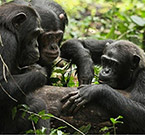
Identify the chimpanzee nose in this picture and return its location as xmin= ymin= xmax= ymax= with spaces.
xmin=51 ymin=44 xmax=58 ymax=50
xmin=100 ymin=67 xmax=112 ymax=77
xmin=104 ymin=68 xmax=111 ymax=74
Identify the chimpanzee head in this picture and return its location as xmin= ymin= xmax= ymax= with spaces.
xmin=99 ymin=40 xmax=145 ymax=89
xmin=32 ymin=4 xmax=64 ymax=66
xmin=0 ymin=3 xmax=43 ymax=67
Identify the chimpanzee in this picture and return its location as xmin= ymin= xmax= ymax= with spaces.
xmin=0 ymin=3 xmax=49 ymax=133
xmin=13 ymin=0 xmax=68 ymax=82
xmin=61 ymin=40 xmax=145 ymax=133
xmin=61 ymin=39 xmax=114 ymax=85
xmin=31 ymin=0 xmax=68 ymax=79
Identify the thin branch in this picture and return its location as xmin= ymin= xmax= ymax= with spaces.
xmin=52 ymin=115 xmax=86 ymax=135
xmin=31 ymin=121 xmax=37 ymax=135
xmin=0 ymin=35 xmax=3 ymax=47
xmin=0 ymin=55 xmax=8 ymax=82
xmin=0 ymin=54 xmax=26 ymax=96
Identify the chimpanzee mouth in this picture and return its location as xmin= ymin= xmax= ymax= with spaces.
xmin=98 ymin=79 xmax=104 ymax=84
xmin=46 ymin=54 xmax=59 ymax=59
xmin=98 ymin=79 xmax=110 ymax=84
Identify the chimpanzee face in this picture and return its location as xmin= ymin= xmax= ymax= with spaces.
xmin=12 ymin=11 xmax=43 ymax=67
xmin=99 ymin=42 xmax=140 ymax=89
xmin=38 ymin=30 xmax=63 ymax=65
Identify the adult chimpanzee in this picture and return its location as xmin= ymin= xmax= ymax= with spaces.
xmin=61 ymin=39 xmax=114 ymax=85
xmin=61 ymin=40 xmax=145 ymax=133
xmin=0 ymin=3 xmax=49 ymax=133
xmin=13 ymin=0 xmax=68 ymax=82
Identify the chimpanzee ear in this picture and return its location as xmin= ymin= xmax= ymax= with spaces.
xmin=132 ymin=55 xmax=140 ymax=70
xmin=12 ymin=12 xmax=27 ymax=28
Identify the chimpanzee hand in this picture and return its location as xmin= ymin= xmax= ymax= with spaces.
xmin=20 ymin=64 xmax=47 ymax=78
xmin=77 ymin=58 xmax=94 ymax=85
xmin=33 ymin=64 xmax=48 ymax=77
xmin=61 ymin=84 xmax=100 ymax=115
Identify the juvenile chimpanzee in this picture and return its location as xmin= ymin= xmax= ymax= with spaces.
xmin=31 ymin=0 xmax=68 ymax=82
xmin=0 ymin=3 xmax=49 ymax=133
xmin=13 ymin=0 xmax=68 ymax=82
xmin=61 ymin=39 xmax=114 ymax=85
xmin=61 ymin=40 xmax=145 ymax=133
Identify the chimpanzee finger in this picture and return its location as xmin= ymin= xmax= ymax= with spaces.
xmin=69 ymin=93 xmax=80 ymax=102
xmin=68 ymin=97 xmax=84 ymax=114
xmin=62 ymin=93 xmax=79 ymax=111
xmin=78 ymin=84 xmax=88 ymax=89
xmin=62 ymin=99 xmax=74 ymax=111
xmin=73 ymin=100 xmax=87 ymax=114
xmin=68 ymin=96 xmax=83 ymax=114
xmin=68 ymin=103 xmax=76 ymax=114
xmin=61 ymin=91 xmax=78 ymax=102
xmin=74 ymin=97 xmax=83 ymax=104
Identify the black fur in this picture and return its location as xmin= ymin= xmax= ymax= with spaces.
xmin=61 ymin=40 xmax=145 ymax=133
xmin=0 ymin=3 xmax=49 ymax=133
xmin=13 ymin=0 xmax=68 ymax=83
xmin=61 ymin=39 xmax=114 ymax=85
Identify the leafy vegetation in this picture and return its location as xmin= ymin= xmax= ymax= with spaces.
xmin=99 ymin=115 xmax=123 ymax=135
xmin=52 ymin=0 xmax=145 ymax=87
xmin=0 ymin=0 xmax=145 ymax=134
xmin=55 ymin=0 xmax=145 ymax=48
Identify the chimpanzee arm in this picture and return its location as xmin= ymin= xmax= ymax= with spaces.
xmin=0 ymin=67 xmax=47 ymax=102
xmin=61 ymin=84 xmax=145 ymax=132
xmin=61 ymin=39 xmax=114 ymax=85
xmin=81 ymin=39 xmax=114 ymax=64
xmin=61 ymin=39 xmax=94 ymax=85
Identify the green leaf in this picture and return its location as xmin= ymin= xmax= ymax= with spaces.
xmin=38 ymin=110 xmax=46 ymax=116
xmin=47 ymin=113 xmax=54 ymax=117
xmin=20 ymin=104 xmax=29 ymax=110
xmin=36 ymin=127 xmax=47 ymax=134
xmin=79 ymin=124 xmax=91 ymax=134
xmin=22 ymin=111 xmax=26 ymax=119
xmin=57 ymin=126 xmax=67 ymax=130
xmin=57 ymin=130 xmax=63 ymax=135
xmin=106 ymin=25 xmax=116 ymax=39
xmin=50 ymin=128 xmax=57 ymax=135
xmin=116 ymin=115 xmax=123 ymax=119
xmin=26 ymin=129 xmax=34 ymax=134
xmin=100 ymin=126 xmax=109 ymax=132
xmin=131 ymin=15 xmax=145 ymax=27
xmin=41 ymin=113 xmax=54 ymax=120
xmin=28 ymin=114 xmax=39 ymax=124
xmin=110 ymin=118 xmax=116 ymax=124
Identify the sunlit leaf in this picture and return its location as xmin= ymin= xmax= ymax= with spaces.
xmin=131 ymin=15 xmax=145 ymax=27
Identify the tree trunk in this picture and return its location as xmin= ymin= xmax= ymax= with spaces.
xmin=36 ymin=86 xmax=125 ymax=134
